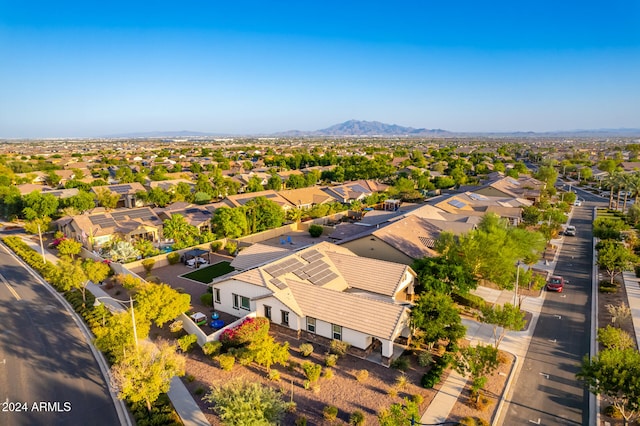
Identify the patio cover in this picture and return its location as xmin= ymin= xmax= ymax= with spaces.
xmin=183 ymin=248 xmax=208 ymax=260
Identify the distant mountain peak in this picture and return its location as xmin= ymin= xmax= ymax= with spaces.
xmin=277 ymin=119 xmax=451 ymax=137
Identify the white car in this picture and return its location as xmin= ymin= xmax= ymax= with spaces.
xmin=565 ymin=225 xmax=576 ymax=236
xmin=574 ymin=199 xmax=583 ymax=206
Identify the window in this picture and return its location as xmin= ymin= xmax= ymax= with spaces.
xmin=306 ymin=317 xmax=316 ymax=333
xmin=332 ymin=324 xmax=342 ymax=341
xmin=232 ymin=293 xmax=250 ymax=311
xmin=264 ymin=305 xmax=272 ymax=320
xmin=214 ymin=288 xmax=221 ymax=304
xmin=281 ymin=310 xmax=289 ymax=326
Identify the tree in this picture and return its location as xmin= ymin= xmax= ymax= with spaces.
xmin=480 ymin=303 xmax=526 ymax=349
xmin=534 ymin=165 xmax=558 ymax=188
xmin=162 ymin=214 xmax=199 ymax=247
xmin=244 ymin=196 xmax=285 ymax=234
xmin=95 ymin=311 xmax=151 ymax=362
xmin=81 ymin=259 xmax=111 ymax=302
xmin=111 ymin=339 xmax=185 ymax=412
xmin=203 ymin=380 xmax=287 ymax=425
xmin=45 ymin=170 xmax=62 ymax=187
xmin=95 ymin=188 xmax=120 ymax=211
xmin=56 ymin=238 xmax=83 ymax=260
xmin=63 ymin=190 xmax=96 ymax=213
xmin=577 ymin=348 xmax=640 ymax=426
xmin=377 ymin=398 xmax=420 ymax=426
xmin=410 ymin=292 xmax=465 ymax=348
xmin=135 ymin=283 xmax=191 ymax=327
xmin=146 ymin=187 xmax=172 ymax=207
xmin=454 ymin=344 xmax=499 ymax=402
xmin=265 ymin=173 xmax=282 ymax=191
xmin=596 ymin=240 xmax=638 ymax=284
xmin=411 ymin=255 xmax=477 ymax=295
xmin=53 ymin=258 xmax=87 ymax=292
xmin=22 ymin=191 xmax=59 ymax=219
xmin=246 ymin=175 xmax=264 ymax=193
xmin=211 ymin=207 xmax=248 ymax=238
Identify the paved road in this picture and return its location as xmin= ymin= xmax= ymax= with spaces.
xmin=0 ymin=243 xmax=120 ymax=426
xmin=501 ymin=201 xmax=602 ymax=425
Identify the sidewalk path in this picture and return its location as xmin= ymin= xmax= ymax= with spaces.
xmin=622 ymin=271 xmax=640 ymax=348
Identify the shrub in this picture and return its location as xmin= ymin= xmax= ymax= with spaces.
xmin=177 ymin=334 xmax=198 ymax=352
xmin=323 ymin=405 xmax=338 ymax=421
xmin=185 ymin=374 xmax=195 ymax=382
xmin=451 ymin=291 xmax=486 ymax=310
xmin=167 ymin=251 xmax=181 ymax=265
xmin=355 ymin=369 xmax=369 ymax=382
xmin=301 ymin=361 xmax=322 ymax=382
xmin=116 ymin=273 xmax=143 ymax=290
xmin=141 ymin=258 xmax=155 ymax=275
xmin=194 ymin=387 xmax=205 ymax=396
xmin=323 ymin=368 xmax=334 ymax=380
xmin=225 ymin=241 xmax=237 ymax=255
xmin=168 ymin=320 xmax=183 ymax=333
xmin=325 ymin=353 xmax=338 ymax=367
xmin=349 ymin=410 xmax=365 ymax=425
xmin=200 ymin=293 xmax=213 ymax=306
xmin=295 ymin=416 xmax=308 ymax=426
xmin=599 ymin=280 xmax=618 ymax=293
xmin=329 ymin=339 xmax=350 ymax=357
xmin=202 ymin=341 xmax=222 ymax=356
xmin=299 ymin=343 xmax=314 ymax=356
xmin=418 ymin=351 xmax=433 ymax=367
xmin=210 ymin=241 xmax=223 ymax=252
xmin=390 ymin=356 xmax=409 ymax=371
xmin=268 ymin=370 xmax=281 ymax=381
xmin=395 ymin=374 xmax=408 ymax=389
xmin=387 ymin=388 xmax=398 ymax=398
xmin=219 ymin=317 xmax=270 ymax=348
xmin=412 ymin=394 xmax=424 ymax=405
xmin=309 ymin=224 xmax=324 ymax=238
xmin=217 ymin=354 xmax=235 ymax=371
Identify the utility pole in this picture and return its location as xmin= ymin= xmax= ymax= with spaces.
xmin=37 ymin=223 xmax=46 ymax=264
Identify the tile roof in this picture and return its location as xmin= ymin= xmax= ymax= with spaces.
xmin=230 ymin=243 xmax=292 ymax=271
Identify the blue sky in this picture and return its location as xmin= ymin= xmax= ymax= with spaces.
xmin=1 ymin=0 xmax=639 ymax=138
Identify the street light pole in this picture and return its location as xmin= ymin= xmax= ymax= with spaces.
xmin=513 ymin=261 xmax=521 ymax=307
xmin=37 ymin=223 xmax=46 ymax=264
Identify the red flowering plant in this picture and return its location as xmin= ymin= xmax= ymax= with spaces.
xmin=219 ymin=317 xmax=270 ymax=348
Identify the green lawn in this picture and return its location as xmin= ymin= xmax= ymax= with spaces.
xmin=181 ymin=261 xmax=234 ymax=283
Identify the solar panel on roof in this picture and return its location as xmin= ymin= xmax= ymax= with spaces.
xmin=89 ymin=215 xmax=107 ymax=225
xmin=506 ymin=177 xmax=520 ymax=186
xmin=301 ymin=250 xmax=323 ymax=262
xmin=468 ymin=193 xmax=488 ymax=201
xmin=111 ymin=185 xmax=133 ymax=193
xmin=270 ymin=278 xmax=288 ymax=290
xmin=448 ymin=199 xmax=466 ymax=208
xmin=313 ymin=271 xmax=338 ymax=286
xmin=349 ymin=184 xmax=368 ymax=193
xmin=185 ymin=208 xmax=200 ymax=214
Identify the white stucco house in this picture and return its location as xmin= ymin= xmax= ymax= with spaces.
xmin=211 ymin=241 xmax=416 ymax=364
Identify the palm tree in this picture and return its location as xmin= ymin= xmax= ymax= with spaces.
xmin=629 ymin=172 xmax=640 ymax=205
xmin=162 ymin=214 xmax=196 ymax=245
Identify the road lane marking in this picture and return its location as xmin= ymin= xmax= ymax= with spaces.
xmin=0 ymin=273 xmax=21 ymax=301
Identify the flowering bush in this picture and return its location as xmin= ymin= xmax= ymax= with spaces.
xmin=219 ymin=317 xmax=270 ymax=348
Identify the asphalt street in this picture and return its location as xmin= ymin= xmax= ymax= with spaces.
xmin=501 ymin=196 xmax=606 ymax=425
xmin=0 ymin=241 xmax=120 ymax=426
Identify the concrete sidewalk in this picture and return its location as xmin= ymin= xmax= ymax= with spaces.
xmin=622 ymin=271 xmax=640 ymax=349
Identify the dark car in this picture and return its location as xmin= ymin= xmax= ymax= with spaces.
xmin=546 ymin=275 xmax=565 ymax=292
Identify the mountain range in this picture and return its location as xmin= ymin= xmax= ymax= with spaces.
xmin=103 ymin=120 xmax=640 ymax=139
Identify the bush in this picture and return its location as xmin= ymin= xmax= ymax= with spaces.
xmin=325 ymin=353 xmax=338 ymax=367
xmin=268 ymin=370 xmax=281 ymax=381
xmin=323 ymin=405 xmax=338 ymax=421
xmin=412 ymin=394 xmax=424 ymax=405
xmin=177 ymin=334 xmax=198 ymax=352
xmin=301 ymin=361 xmax=322 ymax=383
xmin=452 ymin=291 xmax=486 ymax=310
xmin=599 ymin=281 xmax=618 ymax=293
xmin=349 ymin=410 xmax=365 ymax=425
xmin=355 ymin=369 xmax=369 ymax=382
xmin=217 ymin=354 xmax=235 ymax=371
xmin=390 ymin=356 xmax=409 ymax=371
xmin=219 ymin=317 xmax=270 ymax=348
xmin=167 ymin=251 xmax=181 ymax=265
xmin=299 ymin=343 xmax=314 ymax=356
xmin=169 ymin=320 xmax=183 ymax=333
xmin=210 ymin=241 xmax=223 ymax=252
xmin=200 ymin=293 xmax=213 ymax=306
xmin=323 ymin=368 xmax=334 ymax=380
xmin=604 ymin=404 xmax=623 ymax=419
xmin=202 ymin=341 xmax=222 ymax=356
xmin=418 ymin=351 xmax=433 ymax=367
xmin=395 ymin=374 xmax=408 ymax=389
xmin=141 ymin=258 xmax=155 ymax=275
xmin=225 ymin=241 xmax=237 ymax=255
xmin=329 ymin=339 xmax=350 ymax=357
xmin=295 ymin=416 xmax=308 ymax=426
xmin=309 ymin=224 xmax=324 ymax=238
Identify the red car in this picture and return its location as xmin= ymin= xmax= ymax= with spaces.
xmin=546 ymin=275 xmax=565 ymax=292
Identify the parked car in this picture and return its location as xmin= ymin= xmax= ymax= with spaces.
xmin=546 ymin=275 xmax=565 ymax=292
xmin=564 ymin=225 xmax=576 ymax=236
xmin=574 ymin=199 xmax=583 ymax=206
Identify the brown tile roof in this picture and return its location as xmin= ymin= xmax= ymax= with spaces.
xmin=278 ymin=187 xmax=335 ymax=207
xmin=285 ymin=278 xmax=408 ymax=340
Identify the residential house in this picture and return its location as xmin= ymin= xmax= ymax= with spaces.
xmin=155 ymin=202 xmax=214 ymax=234
xmin=278 ymin=187 xmax=335 ymax=210
xmin=458 ymin=174 xmax=544 ymax=203
xmin=91 ymin=182 xmax=147 ymax=209
xmin=220 ymin=190 xmax=295 ymax=211
xmin=57 ymin=207 xmax=163 ymax=251
xmin=322 ymin=180 xmax=388 ymax=204
xmin=212 ymin=242 xmax=415 ymax=363
xmin=428 ymin=191 xmax=531 ymax=226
